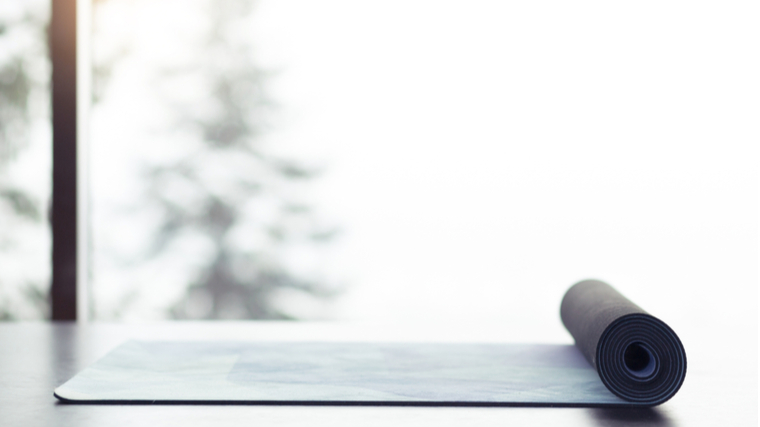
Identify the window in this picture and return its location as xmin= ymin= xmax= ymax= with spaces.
xmin=2 ymin=0 xmax=757 ymax=324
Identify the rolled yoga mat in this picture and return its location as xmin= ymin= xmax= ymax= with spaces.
xmin=561 ymin=279 xmax=687 ymax=406
xmin=54 ymin=279 xmax=686 ymax=406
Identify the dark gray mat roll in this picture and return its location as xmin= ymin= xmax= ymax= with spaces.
xmin=561 ymin=279 xmax=687 ymax=405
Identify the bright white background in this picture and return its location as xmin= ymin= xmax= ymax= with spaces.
xmin=91 ymin=0 xmax=757 ymax=349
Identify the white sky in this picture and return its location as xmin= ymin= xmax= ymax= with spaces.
xmin=90 ymin=0 xmax=757 ymax=343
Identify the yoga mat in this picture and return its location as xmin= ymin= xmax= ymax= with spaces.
xmin=54 ymin=280 xmax=687 ymax=406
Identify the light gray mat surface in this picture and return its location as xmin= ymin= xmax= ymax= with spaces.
xmin=54 ymin=341 xmax=631 ymax=406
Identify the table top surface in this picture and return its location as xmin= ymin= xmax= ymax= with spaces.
xmin=0 ymin=321 xmax=756 ymax=427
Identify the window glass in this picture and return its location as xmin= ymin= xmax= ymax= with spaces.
xmin=0 ymin=1 xmax=51 ymax=320
xmin=90 ymin=0 xmax=757 ymax=326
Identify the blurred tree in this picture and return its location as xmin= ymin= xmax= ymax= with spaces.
xmin=0 ymin=1 xmax=50 ymax=320
xmin=92 ymin=0 xmax=339 ymax=319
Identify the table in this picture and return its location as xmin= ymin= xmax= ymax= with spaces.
xmin=0 ymin=321 xmax=756 ymax=426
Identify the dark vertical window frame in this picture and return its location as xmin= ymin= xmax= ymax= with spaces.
xmin=51 ymin=0 xmax=89 ymax=321
xmin=50 ymin=0 xmax=77 ymax=321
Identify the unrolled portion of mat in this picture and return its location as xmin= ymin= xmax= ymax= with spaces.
xmin=55 ymin=341 xmax=632 ymax=406
xmin=561 ymin=280 xmax=687 ymax=406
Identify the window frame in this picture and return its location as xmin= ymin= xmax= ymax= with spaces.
xmin=50 ymin=0 xmax=89 ymax=321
